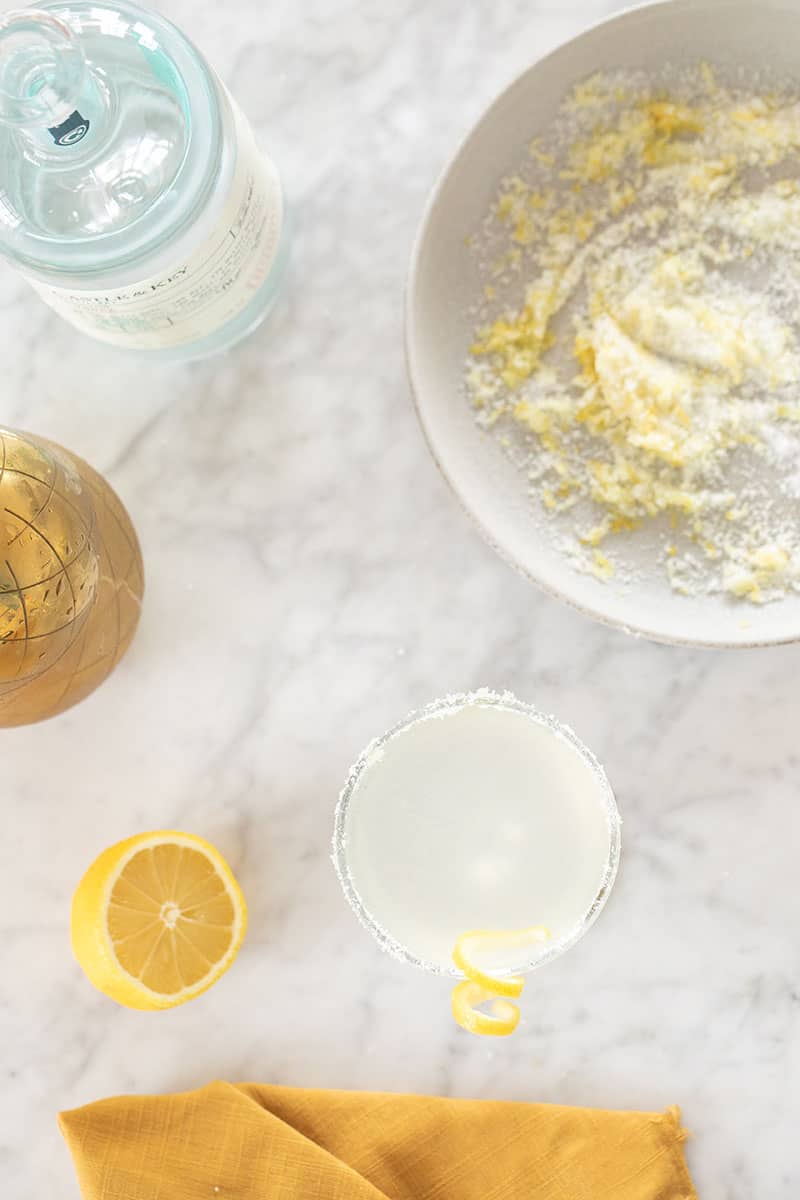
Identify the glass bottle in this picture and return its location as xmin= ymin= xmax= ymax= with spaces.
xmin=0 ymin=427 xmax=144 ymax=726
xmin=0 ymin=3 xmax=287 ymax=360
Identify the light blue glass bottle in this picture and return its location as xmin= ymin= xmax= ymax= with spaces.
xmin=0 ymin=2 xmax=288 ymax=361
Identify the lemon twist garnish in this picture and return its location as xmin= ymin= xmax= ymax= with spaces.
xmin=451 ymin=925 xmax=550 ymax=1037
xmin=451 ymin=982 xmax=521 ymax=1037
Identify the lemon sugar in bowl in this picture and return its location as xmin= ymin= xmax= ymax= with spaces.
xmin=332 ymin=691 xmax=620 ymax=979
xmin=406 ymin=0 xmax=800 ymax=646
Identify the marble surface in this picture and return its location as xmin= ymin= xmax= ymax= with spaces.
xmin=2 ymin=1 xmax=798 ymax=1196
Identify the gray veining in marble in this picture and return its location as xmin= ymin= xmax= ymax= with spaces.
xmin=2 ymin=2 xmax=798 ymax=1197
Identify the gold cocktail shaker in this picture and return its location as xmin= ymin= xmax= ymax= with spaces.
xmin=0 ymin=428 xmax=143 ymax=726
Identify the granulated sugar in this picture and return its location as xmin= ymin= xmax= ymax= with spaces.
xmin=465 ymin=64 xmax=800 ymax=603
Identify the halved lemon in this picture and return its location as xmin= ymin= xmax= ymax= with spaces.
xmin=71 ymin=831 xmax=247 ymax=1011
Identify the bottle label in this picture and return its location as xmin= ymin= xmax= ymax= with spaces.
xmin=28 ymin=101 xmax=283 ymax=350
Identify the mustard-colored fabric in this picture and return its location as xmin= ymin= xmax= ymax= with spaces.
xmin=59 ymin=1081 xmax=698 ymax=1199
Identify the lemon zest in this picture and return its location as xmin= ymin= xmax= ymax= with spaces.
xmin=451 ymin=925 xmax=550 ymax=1037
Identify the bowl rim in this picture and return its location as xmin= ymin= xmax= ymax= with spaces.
xmin=404 ymin=0 xmax=800 ymax=650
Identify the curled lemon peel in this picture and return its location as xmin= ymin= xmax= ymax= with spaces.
xmin=452 ymin=925 xmax=549 ymax=997
xmin=450 ymin=925 xmax=551 ymax=1037
xmin=451 ymin=981 xmax=521 ymax=1037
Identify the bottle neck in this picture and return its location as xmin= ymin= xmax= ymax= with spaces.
xmin=0 ymin=0 xmax=224 ymax=279
xmin=0 ymin=8 xmax=104 ymax=151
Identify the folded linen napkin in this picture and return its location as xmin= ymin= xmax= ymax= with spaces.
xmin=59 ymin=1081 xmax=698 ymax=1199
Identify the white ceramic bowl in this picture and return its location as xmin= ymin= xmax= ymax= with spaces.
xmin=406 ymin=0 xmax=800 ymax=648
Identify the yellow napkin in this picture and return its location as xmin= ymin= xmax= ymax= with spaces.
xmin=60 ymin=1081 xmax=698 ymax=1199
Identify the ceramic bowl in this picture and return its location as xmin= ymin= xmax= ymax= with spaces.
xmin=406 ymin=0 xmax=800 ymax=647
